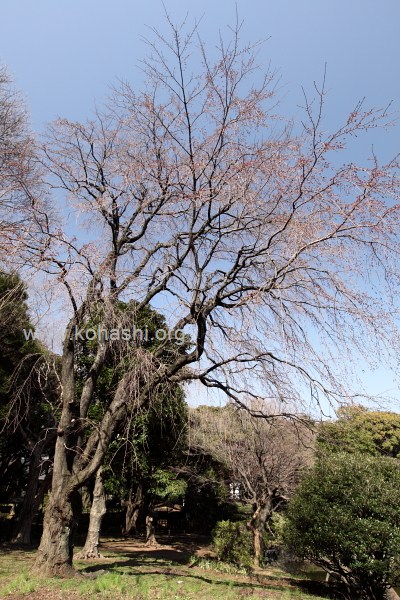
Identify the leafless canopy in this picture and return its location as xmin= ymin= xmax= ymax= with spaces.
xmin=36 ymin=21 xmax=400 ymax=416
xmin=0 ymin=66 xmax=45 ymax=266
xmin=191 ymin=402 xmax=314 ymax=507
xmin=190 ymin=401 xmax=314 ymax=566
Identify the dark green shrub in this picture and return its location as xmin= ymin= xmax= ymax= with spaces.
xmin=212 ymin=520 xmax=253 ymax=569
xmin=284 ymin=452 xmax=400 ymax=600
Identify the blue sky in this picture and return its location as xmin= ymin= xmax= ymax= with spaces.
xmin=1 ymin=1 xmax=399 ymax=143
xmin=1 ymin=0 xmax=400 ymax=407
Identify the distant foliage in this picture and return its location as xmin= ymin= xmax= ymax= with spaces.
xmin=318 ymin=405 xmax=400 ymax=458
xmin=147 ymin=469 xmax=187 ymax=503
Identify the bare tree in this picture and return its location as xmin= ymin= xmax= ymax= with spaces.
xmin=191 ymin=404 xmax=314 ymax=567
xmin=22 ymin=18 xmax=400 ymax=576
xmin=0 ymin=66 xmax=44 ymax=267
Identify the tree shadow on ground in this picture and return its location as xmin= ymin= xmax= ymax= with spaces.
xmin=78 ymin=554 xmax=331 ymax=598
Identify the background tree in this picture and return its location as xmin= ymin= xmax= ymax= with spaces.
xmin=75 ymin=467 xmax=107 ymax=559
xmin=21 ymin=17 xmax=400 ymax=576
xmin=192 ymin=403 xmax=313 ymax=567
xmin=284 ymin=452 xmax=400 ymax=600
xmin=174 ymin=412 xmax=234 ymax=533
xmin=318 ymin=405 xmax=400 ymax=458
xmin=0 ymin=271 xmax=59 ymax=545
xmin=0 ymin=66 xmax=44 ymax=266
xmin=0 ymin=65 xmax=51 ymax=544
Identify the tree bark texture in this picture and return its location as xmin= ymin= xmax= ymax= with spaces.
xmin=248 ymin=502 xmax=272 ymax=568
xmin=32 ymin=488 xmax=75 ymax=577
xmin=123 ymin=483 xmax=143 ymax=536
xmin=76 ymin=467 xmax=106 ymax=559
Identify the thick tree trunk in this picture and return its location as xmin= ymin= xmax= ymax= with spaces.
xmin=123 ymin=483 xmax=143 ymax=536
xmin=76 ymin=468 xmax=106 ymax=559
xmin=33 ymin=320 xmax=85 ymax=576
xmin=248 ymin=502 xmax=271 ymax=568
xmin=32 ymin=488 xmax=75 ymax=577
xmin=33 ymin=318 xmax=146 ymax=576
xmin=33 ymin=336 xmax=78 ymax=578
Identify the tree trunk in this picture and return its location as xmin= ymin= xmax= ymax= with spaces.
xmin=33 ymin=321 xmax=85 ymax=576
xmin=11 ymin=466 xmax=52 ymax=545
xmin=11 ymin=429 xmax=55 ymax=546
xmin=33 ymin=347 xmax=78 ymax=579
xmin=385 ymin=590 xmax=400 ymax=600
xmin=33 ymin=319 xmax=145 ymax=576
xmin=252 ymin=527 xmax=263 ymax=568
xmin=123 ymin=483 xmax=143 ymax=536
xmin=32 ymin=487 xmax=75 ymax=577
xmin=248 ymin=502 xmax=272 ymax=568
xmin=145 ymin=514 xmax=157 ymax=546
xmin=11 ymin=445 xmax=43 ymax=545
xmin=76 ymin=468 xmax=106 ymax=559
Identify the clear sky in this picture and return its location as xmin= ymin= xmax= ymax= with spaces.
xmin=1 ymin=0 xmax=400 ymax=407
xmin=1 ymin=1 xmax=399 ymax=143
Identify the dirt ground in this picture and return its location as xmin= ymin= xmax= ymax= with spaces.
xmin=100 ymin=533 xmax=214 ymax=562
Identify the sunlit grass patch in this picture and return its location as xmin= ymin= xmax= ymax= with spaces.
xmin=0 ymin=545 xmax=329 ymax=599
xmin=1 ymin=570 xmax=37 ymax=595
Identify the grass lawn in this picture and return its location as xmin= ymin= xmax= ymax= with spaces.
xmin=0 ymin=537 xmax=329 ymax=600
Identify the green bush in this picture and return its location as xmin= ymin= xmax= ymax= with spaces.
xmin=212 ymin=520 xmax=253 ymax=570
xmin=284 ymin=452 xmax=400 ymax=600
xmin=268 ymin=512 xmax=287 ymax=546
